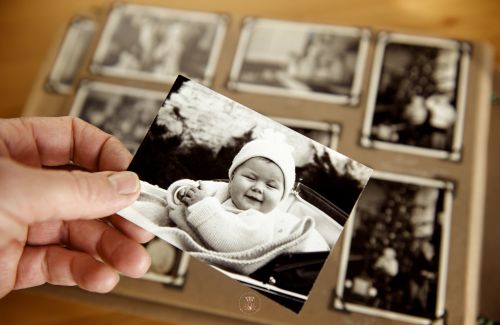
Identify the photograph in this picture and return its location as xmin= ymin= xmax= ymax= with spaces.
xmin=68 ymin=81 xmax=165 ymax=154
xmin=118 ymin=75 xmax=372 ymax=313
xmin=334 ymin=171 xmax=453 ymax=324
xmin=271 ymin=116 xmax=341 ymax=149
xmin=90 ymin=4 xmax=227 ymax=84
xmin=45 ymin=16 xmax=97 ymax=94
xmin=142 ymin=238 xmax=190 ymax=287
xmin=361 ymin=32 xmax=471 ymax=161
xmin=228 ymin=17 xmax=370 ymax=105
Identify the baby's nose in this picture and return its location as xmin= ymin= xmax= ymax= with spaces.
xmin=252 ymin=183 xmax=264 ymax=193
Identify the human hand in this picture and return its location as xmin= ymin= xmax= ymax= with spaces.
xmin=178 ymin=182 xmax=207 ymax=206
xmin=0 ymin=117 xmax=154 ymax=298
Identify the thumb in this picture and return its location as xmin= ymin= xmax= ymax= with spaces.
xmin=0 ymin=158 xmax=140 ymax=227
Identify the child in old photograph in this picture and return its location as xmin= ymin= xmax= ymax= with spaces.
xmin=173 ymin=139 xmax=329 ymax=253
xmin=132 ymin=139 xmax=330 ymax=274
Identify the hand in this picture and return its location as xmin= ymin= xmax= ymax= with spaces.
xmin=0 ymin=117 xmax=154 ymax=298
xmin=178 ymin=183 xmax=207 ymax=206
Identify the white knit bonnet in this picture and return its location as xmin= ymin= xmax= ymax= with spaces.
xmin=228 ymin=139 xmax=296 ymax=199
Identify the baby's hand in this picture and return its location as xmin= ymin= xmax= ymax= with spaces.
xmin=178 ymin=183 xmax=207 ymax=206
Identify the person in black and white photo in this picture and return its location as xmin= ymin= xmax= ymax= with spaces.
xmin=335 ymin=171 xmax=452 ymax=323
xmin=131 ymin=138 xmax=330 ymax=275
xmin=362 ymin=33 xmax=470 ymax=160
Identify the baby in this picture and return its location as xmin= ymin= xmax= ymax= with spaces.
xmin=169 ymin=138 xmax=330 ymax=253
xmin=122 ymin=139 xmax=330 ymax=274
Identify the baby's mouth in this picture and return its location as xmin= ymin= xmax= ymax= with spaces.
xmin=245 ymin=194 xmax=262 ymax=203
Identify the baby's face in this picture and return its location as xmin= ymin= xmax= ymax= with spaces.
xmin=229 ymin=157 xmax=285 ymax=213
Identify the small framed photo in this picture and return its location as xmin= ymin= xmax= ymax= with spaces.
xmin=142 ymin=238 xmax=190 ymax=287
xmin=91 ymin=4 xmax=228 ymax=84
xmin=228 ymin=18 xmax=370 ymax=105
xmin=45 ymin=16 xmax=97 ymax=94
xmin=68 ymin=81 xmax=164 ymax=154
xmin=118 ymin=76 xmax=372 ymax=313
xmin=271 ymin=116 xmax=341 ymax=149
xmin=333 ymin=171 xmax=453 ymax=324
xmin=361 ymin=32 xmax=471 ymax=161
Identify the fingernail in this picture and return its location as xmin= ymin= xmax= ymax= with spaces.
xmin=108 ymin=172 xmax=139 ymax=195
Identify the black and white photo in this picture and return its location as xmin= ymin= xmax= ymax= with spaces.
xmin=118 ymin=75 xmax=372 ymax=312
xmin=45 ymin=16 xmax=97 ymax=94
xmin=91 ymin=4 xmax=227 ymax=84
xmin=361 ymin=32 xmax=470 ymax=160
xmin=68 ymin=81 xmax=164 ymax=154
xmin=334 ymin=171 xmax=453 ymax=324
xmin=228 ymin=18 xmax=370 ymax=105
xmin=271 ymin=116 xmax=341 ymax=149
xmin=142 ymin=238 xmax=190 ymax=287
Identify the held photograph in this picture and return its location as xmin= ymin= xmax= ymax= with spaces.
xmin=361 ymin=32 xmax=471 ymax=161
xmin=334 ymin=171 xmax=453 ymax=324
xmin=118 ymin=75 xmax=372 ymax=312
xmin=90 ymin=4 xmax=227 ymax=84
xmin=228 ymin=17 xmax=370 ymax=105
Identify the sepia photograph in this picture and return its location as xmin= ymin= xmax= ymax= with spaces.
xmin=68 ymin=81 xmax=164 ymax=154
xmin=45 ymin=16 xmax=97 ymax=94
xmin=271 ymin=116 xmax=341 ymax=149
xmin=118 ymin=75 xmax=372 ymax=313
xmin=361 ymin=32 xmax=471 ymax=161
xmin=228 ymin=18 xmax=370 ymax=105
xmin=334 ymin=171 xmax=453 ymax=324
xmin=142 ymin=238 xmax=190 ymax=287
xmin=91 ymin=4 xmax=227 ymax=84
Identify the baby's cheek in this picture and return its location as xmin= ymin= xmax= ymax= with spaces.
xmin=266 ymin=191 xmax=282 ymax=207
xmin=274 ymin=188 xmax=285 ymax=201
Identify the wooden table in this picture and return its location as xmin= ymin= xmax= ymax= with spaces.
xmin=1 ymin=0 xmax=499 ymax=323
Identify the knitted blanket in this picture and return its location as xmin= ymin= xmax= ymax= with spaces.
xmin=119 ymin=180 xmax=317 ymax=275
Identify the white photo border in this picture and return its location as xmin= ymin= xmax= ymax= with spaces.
xmin=90 ymin=3 xmax=228 ymax=85
xmin=45 ymin=16 xmax=97 ymax=95
xmin=333 ymin=170 xmax=453 ymax=325
xmin=360 ymin=32 xmax=471 ymax=161
xmin=228 ymin=17 xmax=371 ymax=106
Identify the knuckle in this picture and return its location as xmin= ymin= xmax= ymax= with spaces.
xmin=68 ymin=170 xmax=96 ymax=203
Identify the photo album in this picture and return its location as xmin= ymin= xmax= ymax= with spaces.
xmin=117 ymin=75 xmax=372 ymax=312
xmin=25 ymin=2 xmax=494 ymax=323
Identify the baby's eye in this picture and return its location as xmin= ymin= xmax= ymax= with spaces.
xmin=267 ymin=183 xmax=278 ymax=189
xmin=244 ymin=175 xmax=255 ymax=180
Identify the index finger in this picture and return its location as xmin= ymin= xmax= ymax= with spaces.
xmin=0 ymin=116 xmax=132 ymax=172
